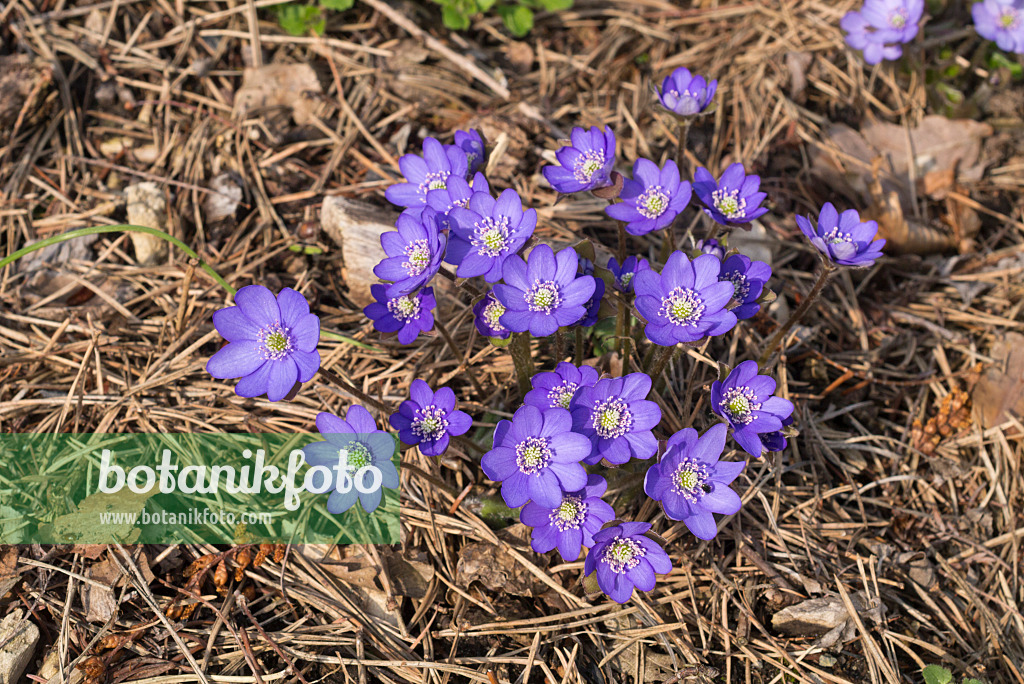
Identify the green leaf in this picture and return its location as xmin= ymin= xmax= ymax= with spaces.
xmin=274 ymin=3 xmax=323 ymax=36
xmin=962 ymin=680 xmax=984 ymax=684
xmin=923 ymin=665 xmax=953 ymax=684
xmin=476 ymin=0 xmax=496 ymax=10
xmin=441 ymin=3 xmax=471 ymax=29
xmin=537 ymin=0 xmax=572 ymax=11
xmin=321 ymin=0 xmax=355 ymax=9
xmin=500 ymin=4 xmax=533 ymax=36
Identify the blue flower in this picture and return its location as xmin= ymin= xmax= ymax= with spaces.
xmin=364 ymin=285 xmax=435 ymax=345
xmin=658 ymin=67 xmax=717 ymax=116
xmin=643 ymin=423 xmax=744 ymax=540
xmin=973 ymin=0 xmax=1024 ymax=53
xmin=542 ymin=126 xmax=616 ymax=194
xmin=373 ymin=208 xmax=447 ymax=297
xmin=303 ymin=406 xmax=399 ymax=514
xmin=759 ymin=414 xmax=795 ymax=453
xmin=692 ymin=163 xmax=769 ymax=226
xmin=493 ymin=245 xmax=596 ymax=337
xmin=207 ymin=285 xmax=320 ymax=402
xmin=711 ymin=360 xmax=795 ymax=458
xmin=841 ymin=11 xmax=904 ymax=64
xmin=796 ymin=202 xmax=885 ymax=267
xmin=426 ymin=172 xmax=491 ymax=229
xmin=695 ymin=238 xmax=725 ymax=260
xmin=385 ymin=137 xmax=468 ymax=208
xmin=578 ymin=262 xmax=605 ymax=327
xmin=571 ymin=373 xmax=661 ymax=465
xmin=389 ymin=379 xmax=472 ymax=456
xmin=634 ymin=252 xmax=737 ymax=346
xmin=445 ymin=188 xmax=536 ymax=282
xmin=523 ymin=361 xmax=600 ymax=411
xmin=719 ymin=254 xmax=771 ymax=320
xmin=606 ymin=158 xmax=691 ymax=236
xmin=481 ymin=405 xmax=592 ymax=509
xmin=453 ymin=129 xmax=486 ymax=175
xmin=607 ymin=256 xmax=651 ymax=294
xmin=583 ymin=522 xmax=672 ymax=604
xmin=473 ymin=291 xmax=511 ymax=340
xmin=520 ymin=474 xmax=615 ymax=561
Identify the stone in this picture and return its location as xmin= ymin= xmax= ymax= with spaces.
xmin=0 ymin=610 xmax=39 ymax=684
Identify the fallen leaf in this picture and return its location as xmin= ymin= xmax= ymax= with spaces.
xmin=972 ymin=332 xmax=1024 ymax=428
xmin=203 ymin=173 xmax=243 ymax=223
xmin=320 ymin=196 xmax=397 ymax=307
xmin=234 ymin=63 xmax=322 ymax=126
xmin=772 ymin=591 xmax=883 ymax=649
xmin=456 ymin=541 xmax=547 ymax=597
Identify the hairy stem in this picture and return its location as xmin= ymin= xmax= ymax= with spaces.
xmin=509 ymin=332 xmax=535 ymax=395
xmin=757 ymin=263 xmax=835 ymax=368
xmin=647 ymin=344 xmax=678 ymax=381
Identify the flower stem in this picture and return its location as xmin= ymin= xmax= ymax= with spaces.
xmin=757 ymin=263 xmax=835 ymax=368
xmin=647 ymin=344 xmax=678 ymax=381
xmin=555 ymin=328 xmax=566 ymax=362
xmin=318 ymin=367 xmax=393 ymax=414
xmin=617 ymin=221 xmax=627 ymax=264
xmin=574 ymin=326 xmax=584 ymax=366
xmin=509 ymin=332 xmax=534 ymax=395
xmin=676 ymin=119 xmax=692 ymax=170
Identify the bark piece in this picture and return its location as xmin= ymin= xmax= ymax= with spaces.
xmin=0 ymin=610 xmax=39 ymax=684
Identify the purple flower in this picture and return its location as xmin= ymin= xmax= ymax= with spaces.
xmin=493 ymin=245 xmax=596 ymax=337
xmin=643 ymin=423 xmax=744 ymax=541
xmin=389 ymin=379 xmax=472 ymax=456
xmin=520 ymin=474 xmax=616 ymax=561
xmin=634 ymin=252 xmax=737 ymax=346
xmin=606 ymin=159 xmax=691 ymax=236
xmin=695 ymin=238 xmax=725 ymax=260
xmin=481 ymin=405 xmax=592 ymax=508
xmin=364 ymin=285 xmax=435 ymax=345
xmin=571 ymin=373 xmax=661 ymax=465
xmin=523 ymin=361 xmax=600 ymax=411
xmin=579 ymin=270 xmax=605 ymax=327
xmin=862 ymin=0 xmax=922 ymax=43
xmin=385 ymin=137 xmax=468 ymax=208
xmin=658 ymin=67 xmax=717 ymax=116
xmin=760 ymin=414 xmax=795 ymax=453
xmin=841 ymin=12 xmax=904 ymax=64
xmin=583 ymin=522 xmax=672 ymax=604
xmin=373 ymin=208 xmax=447 ymax=297
xmin=711 ymin=360 xmax=795 ymax=458
xmin=542 ymin=126 xmax=616 ymax=194
xmin=303 ymin=406 xmax=399 ymax=514
xmin=719 ymin=254 xmax=771 ymax=320
xmin=607 ymin=256 xmax=651 ymax=294
xmin=796 ymin=202 xmax=885 ymax=267
xmin=453 ymin=129 xmax=486 ymax=175
xmin=207 ymin=285 xmax=320 ymax=402
xmin=445 ymin=188 xmax=536 ymax=282
xmin=692 ymin=163 xmax=768 ymax=226
xmin=973 ymin=0 xmax=1024 ymax=53
xmin=426 ymin=173 xmax=490 ymax=228
xmin=473 ymin=291 xmax=511 ymax=340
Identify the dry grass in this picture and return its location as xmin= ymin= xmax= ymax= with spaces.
xmin=1 ymin=0 xmax=1023 ymax=682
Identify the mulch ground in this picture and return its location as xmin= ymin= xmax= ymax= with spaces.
xmin=1 ymin=0 xmax=1023 ymax=682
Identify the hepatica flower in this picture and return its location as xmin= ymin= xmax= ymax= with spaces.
xmin=719 ymin=254 xmax=771 ymax=320
xmin=607 ymin=256 xmax=650 ymax=294
xmin=524 ymin=361 xmax=600 ymax=411
xmin=711 ymin=360 xmax=795 ymax=458
xmin=374 ymin=208 xmax=446 ymax=296
xmin=658 ymin=67 xmax=717 ymax=116
xmin=446 ymin=188 xmax=536 ymax=282
xmin=493 ymin=245 xmax=596 ymax=338
xmin=643 ymin=423 xmax=744 ymax=541
xmin=207 ymin=285 xmax=320 ymax=402
xmin=389 ymin=379 xmax=472 ymax=456
xmin=760 ymin=414 xmax=795 ymax=454
xmin=364 ymin=285 xmax=435 ymax=345
xmin=693 ymin=163 xmax=768 ymax=226
xmin=303 ymin=406 xmax=399 ymax=514
xmin=584 ymin=522 xmax=672 ymax=604
xmin=481 ymin=405 xmax=591 ymax=508
xmin=973 ymin=0 xmax=1024 ymax=53
xmin=520 ymin=474 xmax=615 ymax=561
xmin=796 ymin=202 xmax=885 ymax=267
xmin=571 ymin=373 xmax=661 ymax=465
xmin=606 ymin=159 xmax=691 ymax=236
xmin=842 ymin=0 xmax=922 ymax=64
xmin=427 ymin=173 xmax=490 ymax=228
xmin=634 ymin=252 xmax=737 ymax=346
xmin=453 ymin=129 xmax=486 ymax=175
xmin=385 ymin=137 xmax=468 ymax=208
xmin=473 ymin=291 xmax=511 ymax=340
xmin=695 ymin=238 xmax=725 ymax=260
xmin=542 ymin=126 xmax=616 ymax=194
xmin=578 ymin=258 xmax=605 ymax=327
